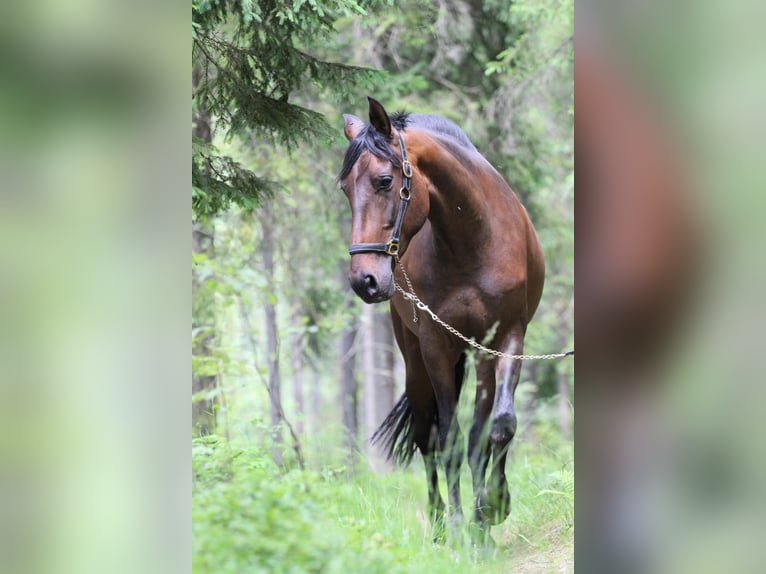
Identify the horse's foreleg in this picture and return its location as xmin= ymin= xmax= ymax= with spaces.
xmin=409 ymin=402 xmax=442 ymax=528
xmin=410 ymin=389 xmax=443 ymax=530
xmin=469 ymin=359 xmax=495 ymax=532
xmin=437 ymin=397 xmax=464 ymax=526
xmin=421 ymin=342 xmax=465 ymax=525
xmin=482 ymin=327 xmax=526 ymax=525
xmin=422 ymin=450 xmax=446 ymax=541
xmin=395 ymin=317 xmax=446 ymax=536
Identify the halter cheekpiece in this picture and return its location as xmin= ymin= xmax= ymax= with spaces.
xmin=348 ymin=133 xmax=413 ymax=257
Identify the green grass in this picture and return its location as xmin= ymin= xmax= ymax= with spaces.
xmin=193 ymin=432 xmax=573 ymax=573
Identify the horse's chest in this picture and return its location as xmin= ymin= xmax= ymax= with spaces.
xmin=393 ymin=283 xmax=497 ymax=339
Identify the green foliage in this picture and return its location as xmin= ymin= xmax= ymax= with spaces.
xmin=193 ymin=434 xmax=573 ymax=573
xmin=202 ymin=131 xmax=357 ymax=375
xmin=193 ymin=438 xmax=407 ymax=574
xmin=192 ymin=0 xmax=388 ymax=219
xmin=193 ymin=137 xmax=275 ymax=216
xmin=537 ymin=467 xmax=575 ymax=528
xmin=485 ymin=0 xmax=573 ymax=80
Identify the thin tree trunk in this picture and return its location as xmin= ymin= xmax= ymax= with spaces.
xmin=339 ymin=267 xmax=359 ymax=463
xmin=558 ymin=367 xmax=572 ymax=440
xmin=363 ymin=306 xmax=395 ymax=470
xmin=191 ymin=65 xmax=217 ymax=437
xmin=362 ymin=304 xmax=376 ymax=440
xmin=238 ymin=294 xmax=305 ymax=470
xmin=292 ymin=325 xmax=305 ymax=437
xmin=339 ymin=324 xmax=358 ymax=454
xmin=192 ymin=225 xmax=217 ymax=436
xmin=557 ymin=296 xmax=574 ymax=440
xmin=524 ymin=360 xmax=540 ymax=445
xmin=260 ymin=203 xmax=283 ymax=466
xmin=376 ymin=308 xmax=396 ymax=424
xmin=310 ymin=368 xmax=321 ymax=435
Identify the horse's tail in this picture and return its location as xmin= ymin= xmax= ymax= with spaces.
xmin=370 ymin=393 xmax=417 ymax=466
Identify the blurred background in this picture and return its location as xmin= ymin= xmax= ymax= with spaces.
xmin=576 ymin=1 xmax=766 ymax=572
xmin=1 ymin=0 xmax=765 ymax=572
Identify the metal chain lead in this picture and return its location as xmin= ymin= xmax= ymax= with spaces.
xmin=394 ymin=255 xmax=419 ymax=323
xmin=393 ymin=256 xmax=573 ymax=361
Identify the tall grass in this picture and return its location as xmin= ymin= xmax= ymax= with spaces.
xmin=193 ymin=425 xmax=573 ymax=573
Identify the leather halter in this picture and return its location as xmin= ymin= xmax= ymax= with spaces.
xmin=348 ymin=134 xmax=413 ymax=257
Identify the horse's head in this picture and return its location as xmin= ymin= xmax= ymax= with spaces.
xmin=338 ymin=97 xmax=428 ymax=303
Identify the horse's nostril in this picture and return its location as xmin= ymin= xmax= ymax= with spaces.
xmin=364 ymin=274 xmax=378 ymax=295
xmin=349 ymin=272 xmax=384 ymax=302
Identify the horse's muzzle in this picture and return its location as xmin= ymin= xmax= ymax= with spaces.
xmin=349 ymin=270 xmax=393 ymax=304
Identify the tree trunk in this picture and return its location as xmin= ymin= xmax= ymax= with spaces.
xmin=191 ymin=65 xmax=217 ymax=437
xmin=520 ymin=360 xmax=536 ymax=444
xmin=260 ymin=203 xmax=283 ymax=466
xmin=363 ymin=305 xmax=395 ymax=469
xmin=558 ymin=366 xmax=572 ymax=440
xmin=376 ymin=308 xmax=396 ymax=424
xmin=362 ymin=304 xmax=376 ymax=440
xmin=557 ymin=296 xmax=574 ymax=440
xmin=291 ymin=324 xmax=305 ymax=437
xmin=310 ymin=368 xmax=321 ymax=435
xmin=340 ymin=326 xmax=358 ymax=453
xmin=238 ymin=292 xmax=305 ymax=470
xmin=192 ymin=225 xmax=217 ymax=436
xmin=339 ymin=266 xmax=359 ymax=463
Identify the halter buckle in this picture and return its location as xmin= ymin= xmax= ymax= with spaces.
xmin=402 ymin=160 xmax=413 ymax=179
xmin=386 ymin=240 xmax=400 ymax=256
xmin=399 ymin=187 xmax=411 ymax=200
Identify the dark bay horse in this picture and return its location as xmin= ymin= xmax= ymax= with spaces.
xmin=339 ymin=97 xmax=545 ymax=536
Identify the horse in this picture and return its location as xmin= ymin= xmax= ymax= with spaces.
xmin=338 ymin=97 xmax=545 ymax=538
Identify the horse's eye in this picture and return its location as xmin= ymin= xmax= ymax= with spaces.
xmin=376 ymin=176 xmax=393 ymax=192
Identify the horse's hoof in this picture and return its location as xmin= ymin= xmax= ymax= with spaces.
xmin=431 ymin=525 xmax=447 ymax=545
xmin=476 ymin=486 xmax=511 ymax=525
xmin=429 ymin=505 xmax=447 ymax=544
xmin=431 ymin=514 xmax=463 ymax=545
xmin=445 ymin=512 xmax=468 ymax=547
xmin=468 ymin=522 xmax=496 ymax=549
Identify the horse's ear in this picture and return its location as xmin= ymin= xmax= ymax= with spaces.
xmin=343 ymin=114 xmax=364 ymax=141
xmin=368 ymin=96 xmax=392 ymax=139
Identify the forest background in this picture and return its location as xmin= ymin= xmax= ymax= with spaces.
xmin=192 ymin=0 xmax=573 ymax=571
xmin=4 ymin=0 xmax=765 ymax=573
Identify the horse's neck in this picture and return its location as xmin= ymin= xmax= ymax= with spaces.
xmin=412 ymin=133 xmax=496 ymax=257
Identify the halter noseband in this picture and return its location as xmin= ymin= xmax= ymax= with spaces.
xmin=348 ymin=134 xmax=413 ymax=257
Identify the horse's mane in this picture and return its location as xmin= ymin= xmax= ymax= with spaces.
xmin=406 ymin=113 xmax=477 ymax=152
xmin=338 ymin=111 xmax=476 ymax=182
